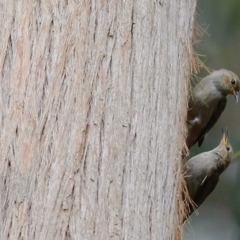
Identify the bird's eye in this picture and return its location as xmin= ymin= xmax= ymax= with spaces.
xmin=226 ymin=146 xmax=231 ymax=151
xmin=231 ymin=79 xmax=236 ymax=85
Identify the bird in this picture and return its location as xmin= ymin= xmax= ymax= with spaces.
xmin=183 ymin=131 xmax=233 ymax=217
xmin=186 ymin=69 xmax=239 ymax=149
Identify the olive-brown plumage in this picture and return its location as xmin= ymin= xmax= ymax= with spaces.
xmin=186 ymin=69 xmax=239 ymax=149
xmin=184 ymin=132 xmax=233 ymax=216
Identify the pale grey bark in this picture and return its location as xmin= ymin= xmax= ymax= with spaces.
xmin=0 ymin=0 xmax=196 ymax=239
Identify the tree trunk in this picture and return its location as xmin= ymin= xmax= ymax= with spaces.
xmin=0 ymin=1 xmax=196 ymax=239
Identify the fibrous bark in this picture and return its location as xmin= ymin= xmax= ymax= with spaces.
xmin=0 ymin=0 xmax=196 ymax=239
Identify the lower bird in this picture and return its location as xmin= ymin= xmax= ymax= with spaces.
xmin=183 ymin=131 xmax=233 ymax=217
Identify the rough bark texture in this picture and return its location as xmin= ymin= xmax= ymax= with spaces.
xmin=0 ymin=0 xmax=196 ymax=239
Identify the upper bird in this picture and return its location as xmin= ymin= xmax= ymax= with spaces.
xmin=186 ymin=69 xmax=239 ymax=149
xmin=184 ymin=131 xmax=233 ymax=217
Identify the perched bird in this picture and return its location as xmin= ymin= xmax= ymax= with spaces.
xmin=186 ymin=69 xmax=239 ymax=149
xmin=183 ymin=131 xmax=233 ymax=216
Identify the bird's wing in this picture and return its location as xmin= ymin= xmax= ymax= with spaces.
xmin=184 ymin=152 xmax=218 ymax=215
xmin=193 ymin=172 xmax=219 ymax=208
xmin=197 ymin=98 xmax=227 ymax=147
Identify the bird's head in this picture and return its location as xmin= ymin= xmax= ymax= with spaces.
xmin=219 ymin=130 xmax=233 ymax=159
xmin=212 ymin=69 xmax=240 ymax=102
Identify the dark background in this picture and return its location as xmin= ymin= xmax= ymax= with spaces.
xmin=184 ymin=1 xmax=240 ymax=239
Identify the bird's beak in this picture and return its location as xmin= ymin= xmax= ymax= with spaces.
xmin=220 ymin=130 xmax=229 ymax=145
xmin=234 ymin=90 xmax=239 ymax=103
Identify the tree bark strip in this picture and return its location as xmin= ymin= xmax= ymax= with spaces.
xmin=0 ymin=0 xmax=196 ymax=239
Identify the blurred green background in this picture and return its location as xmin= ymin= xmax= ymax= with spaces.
xmin=184 ymin=1 xmax=240 ymax=240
